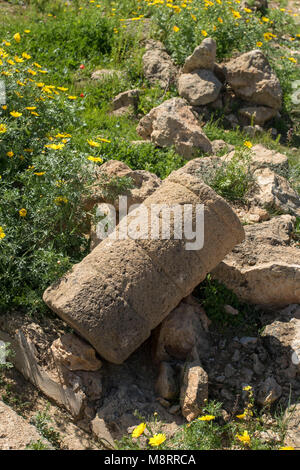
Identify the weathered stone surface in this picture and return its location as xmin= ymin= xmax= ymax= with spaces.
xmin=211 ymin=139 xmax=234 ymax=154
xmin=225 ymin=50 xmax=282 ymax=109
xmin=155 ymin=362 xmax=179 ymax=400
xmin=91 ymin=69 xmax=122 ymax=81
xmin=51 ymin=334 xmax=102 ymax=371
xmin=249 ymin=144 xmax=288 ymax=172
xmin=44 ymin=169 xmax=244 ymax=364
xmin=112 ymin=89 xmax=140 ymax=115
xmin=180 ymin=361 xmax=208 ymax=421
xmin=183 ymin=38 xmax=216 ymax=73
xmin=252 ymin=167 xmax=300 ymax=217
xmin=0 ymin=317 xmax=103 ymax=418
xmin=284 ymin=404 xmax=300 ymax=449
xmin=85 ymin=159 xmax=161 ymax=211
xmin=153 ymin=299 xmax=210 ymax=363
xmin=0 ymin=401 xmax=50 ymax=450
xmin=142 ymin=40 xmax=177 ymax=88
xmin=212 ymin=215 xmax=300 ymax=306
xmin=178 ymin=70 xmax=222 ymax=106
xmin=257 ymin=377 xmax=282 ymax=406
xmin=263 ymin=317 xmax=300 ymax=372
xmin=136 ymin=97 xmax=212 ymax=158
xmin=238 ymin=106 xmax=278 ymax=125
xmin=91 ymin=415 xmax=115 ymax=448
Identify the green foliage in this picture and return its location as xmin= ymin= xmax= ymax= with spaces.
xmin=31 ymin=404 xmax=61 ymax=449
xmin=201 ymin=148 xmax=254 ymax=202
xmin=26 ymin=439 xmax=50 ymax=450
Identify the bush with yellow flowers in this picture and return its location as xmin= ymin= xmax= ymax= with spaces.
xmin=0 ymin=34 xmax=96 ymax=315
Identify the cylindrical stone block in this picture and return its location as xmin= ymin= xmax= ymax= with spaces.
xmin=43 ymin=171 xmax=245 ymax=364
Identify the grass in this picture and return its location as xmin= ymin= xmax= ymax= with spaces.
xmin=116 ymin=393 xmax=289 ymax=450
xmin=0 ymin=0 xmax=298 ymax=316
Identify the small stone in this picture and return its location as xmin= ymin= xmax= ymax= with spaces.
xmin=224 ymin=305 xmax=239 ymax=316
xmin=257 ymin=377 xmax=282 ymax=406
xmin=180 ymin=361 xmax=208 ymax=421
xmin=183 ymin=38 xmax=216 ymax=73
xmin=240 ymin=337 xmax=258 ymax=346
xmin=155 ymin=362 xmax=179 ymax=400
xmin=51 ymin=334 xmax=102 ymax=371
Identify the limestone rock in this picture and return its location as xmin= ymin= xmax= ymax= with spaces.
xmin=284 ymin=404 xmax=300 ymax=449
xmin=153 ymin=299 xmax=210 ymax=363
xmin=263 ymin=317 xmax=300 ymax=372
xmin=112 ymin=89 xmax=140 ymax=115
xmin=252 ymin=167 xmax=300 ymax=217
xmin=225 ymin=50 xmax=282 ymax=109
xmin=51 ymin=334 xmax=102 ymax=372
xmin=257 ymin=377 xmax=282 ymax=406
xmin=211 ymin=139 xmax=235 ymax=154
xmin=249 ymin=144 xmax=288 ymax=172
xmin=178 ymin=70 xmax=222 ymax=106
xmin=91 ymin=69 xmax=122 ymax=81
xmin=212 ymin=215 xmax=300 ymax=306
xmin=136 ymin=97 xmax=212 ymax=158
xmin=155 ymin=362 xmax=179 ymax=400
xmin=182 ymin=38 xmax=216 ymax=73
xmin=238 ymin=106 xmax=278 ymax=125
xmin=44 ymin=169 xmax=244 ymax=364
xmin=91 ymin=415 xmax=115 ymax=448
xmin=142 ymin=40 xmax=177 ymax=88
xmin=180 ymin=361 xmax=208 ymax=421
xmin=85 ymin=159 xmax=161 ymax=211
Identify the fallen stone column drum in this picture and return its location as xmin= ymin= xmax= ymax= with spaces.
xmin=43 ymin=170 xmax=245 ymax=364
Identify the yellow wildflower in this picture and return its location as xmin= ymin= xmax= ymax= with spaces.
xmin=288 ymin=57 xmax=297 ymax=63
xmin=236 ymin=430 xmax=251 ymax=445
xmin=19 ymin=208 xmax=27 ymax=217
xmin=279 ymin=447 xmax=295 ymax=450
xmin=10 ymin=111 xmax=22 ymax=118
xmin=132 ymin=423 xmax=146 ymax=438
xmin=149 ymin=434 xmax=166 ymax=447
xmin=54 ymin=196 xmax=68 ymax=205
xmin=232 ymin=10 xmax=241 ymax=18
xmin=88 ymin=139 xmax=100 ymax=147
xmin=198 ymin=415 xmax=215 ymax=421
xmin=7 ymin=151 xmax=14 ymax=158
xmin=13 ymin=33 xmax=21 ymax=43
xmin=256 ymin=42 xmax=263 ymax=47
xmin=173 ymin=26 xmax=180 ymax=32
xmin=45 ymin=143 xmax=65 ymax=150
xmin=244 ymin=141 xmax=252 ymax=149
xmin=68 ymin=95 xmax=77 ymax=100
xmin=0 ymin=124 xmax=7 ymax=133
xmin=0 ymin=226 xmax=6 ymax=239
xmin=97 ymin=137 xmax=111 ymax=143
xmin=22 ymin=52 xmax=31 ymax=59
xmin=34 ymin=172 xmax=46 ymax=176
xmin=201 ymin=30 xmax=208 ymax=36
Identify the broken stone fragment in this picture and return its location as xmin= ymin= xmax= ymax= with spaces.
xmin=142 ymin=39 xmax=178 ymax=88
xmin=51 ymin=333 xmax=102 ymax=371
xmin=112 ymin=89 xmax=140 ymax=115
xmin=43 ymin=168 xmax=244 ymax=364
xmin=257 ymin=377 xmax=282 ymax=406
xmin=152 ymin=298 xmax=210 ymax=363
xmin=178 ymin=70 xmax=222 ymax=106
xmin=182 ymin=38 xmax=216 ymax=73
xmin=238 ymin=106 xmax=278 ymax=126
xmin=155 ymin=362 xmax=179 ymax=400
xmin=251 ymin=167 xmax=300 ymax=217
xmin=180 ymin=361 xmax=208 ymax=421
xmin=91 ymin=69 xmax=123 ymax=81
xmin=225 ymin=50 xmax=282 ymax=110
xmin=212 ymin=215 xmax=300 ymax=306
xmin=136 ymin=97 xmax=212 ymax=158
